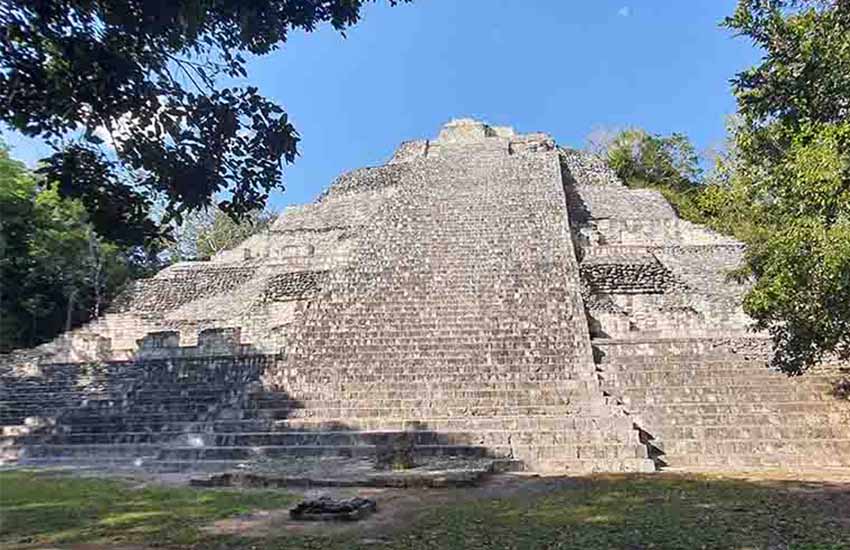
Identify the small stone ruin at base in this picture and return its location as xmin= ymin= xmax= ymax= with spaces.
xmin=1 ymin=118 xmax=848 ymax=477
xmin=289 ymin=497 xmax=377 ymax=522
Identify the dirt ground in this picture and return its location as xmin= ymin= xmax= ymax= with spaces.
xmin=202 ymin=469 xmax=850 ymax=541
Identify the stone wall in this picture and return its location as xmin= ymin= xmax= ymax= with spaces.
xmin=561 ymin=148 xmax=752 ymax=339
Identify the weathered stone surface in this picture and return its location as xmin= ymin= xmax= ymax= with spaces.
xmin=0 ymin=119 xmax=847 ymax=474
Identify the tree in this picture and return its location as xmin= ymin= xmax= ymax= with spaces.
xmin=164 ymin=207 xmax=275 ymax=262
xmin=605 ymin=129 xmax=703 ymax=190
xmin=724 ymin=0 xmax=850 ymax=373
xmin=0 ymin=0 xmax=408 ymax=246
xmin=597 ymin=129 xmax=719 ymax=224
xmin=0 ymin=142 xmax=145 ymax=351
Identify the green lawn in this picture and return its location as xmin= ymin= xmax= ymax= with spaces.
xmin=380 ymin=476 xmax=849 ymax=550
xmin=1 ymin=470 xmax=848 ymax=549
xmin=0 ymin=470 xmax=297 ymax=547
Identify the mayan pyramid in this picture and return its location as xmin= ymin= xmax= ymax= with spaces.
xmin=1 ymin=119 xmax=848 ymax=473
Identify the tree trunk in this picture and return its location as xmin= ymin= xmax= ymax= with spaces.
xmin=65 ymin=288 xmax=76 ymax=333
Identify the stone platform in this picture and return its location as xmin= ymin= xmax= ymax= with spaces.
xmin=189 ymin=456 xmax=503 ymax=489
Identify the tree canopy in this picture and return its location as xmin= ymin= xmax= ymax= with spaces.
xmin=724 ymin=0 xmax=850 ymax=373
xmin=0 ymin=0 xmax=407 ymax=245
xmin=0 ymin=142 xmax=149 ymax=351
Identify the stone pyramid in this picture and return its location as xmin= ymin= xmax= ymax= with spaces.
xmin=1 ymin=119 xmax=847 ymax=473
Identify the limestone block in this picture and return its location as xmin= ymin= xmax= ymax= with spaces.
xmin=389 ymin=140 xmax=429 ymax=164
xmin=198 ymin=328 xmax=242 ymax=352
xmin=436 ymin=118 xmax=493 ymax=142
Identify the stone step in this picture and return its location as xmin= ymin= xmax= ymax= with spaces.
xmin=611 ymin=379 xmax=837 ymax=392
xmin=511 ymin=443 xmax=649 ymax=461
xmin=596 ymin=356 xmax=771 ymax=366
xmin=294 ymin=326 xmax=561 ymax=336
xmin=0 ymin=372 xmax=134 ymax=382
xmin=660 ymin=453 xmax=850 ymax=469
xmin=285 ymin=355 xmax=583 ymax=368
xmin=272 ymin=371 xmax=590 ymax=384
xmin=0 ymin=379 xmax=244 ymax=394
xmin=244 ymin=395 xmax=588 ymax=411
xmin=0 ymin=395 xmax=227 ymax=409
xmin=7 ymin=427 xmax=641 ymax=447
xmin=530 ymin=457 xmax=656 ymax=473
xmin=0 ymin=403 xmax=217 ymax=420
xmin=0 ymin=414 xmax=62 ymax=425
xmin=0 ymin=412 xmax=202 ymax=427
xmin=5 ymin=457 xmax=173 ymax=470
xmin=294 ymin=329 xmax=564 ymax=339
xmin=600 ymin=358 xmax=844 ymax=373
xmin=0 ymin=382 xmax=138 ymax=394
xmin=156 ymin=442 xmax=648 ymax=462
xmin=6 ymin=384 xmax=237 ymax=394
xmin=651 ymin=424 xmax=850 ymax=440
xmin=3 ymin=364 xmax=261 ymax=378
xmin=243 ymin=392 xmax=585 ymax=409
xmin=258 ymin=380 xmax=596 ymax=394
xmin=0 ymin=386 xmax=242 ymax=400
xmin=6 ymin=402 xmax=613 ymax=427
xmin=619 ymin=387 xmax=836 ymax=404
xmin=241 ymin=403 xmax=617 ymax=420
xmin=20 ymin=444 xmax=161 ymax=459
xmin=35 ymin=396 xmax=599 ymax=419
xmin=157 ymin=445 xmax=489 ymax=461
xmin=52 ymin=414 xmax=639 ymax=435
xmin=7 ymin=455 xmax=653 ymax=475
xmin=656 ymin=438 xmax=850 ymax=458
xmin=603 ymin=372 xmax=838 ymax=386
xmin=280 ymin=360 xmax=587 ymax=372
xmin=635 ymin=401 xmax=848 ymax=416
xmin=0 ymin=425 xmax=36 ymax=437
xmin=294 ymin=342 xmax=576 ymax=353
xmin=634 ymin=411 xmax=850 ymax=428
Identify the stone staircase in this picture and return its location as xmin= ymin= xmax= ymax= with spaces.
xmin=255 ymin=134 xmax=655 ymax=473
xmin=1 ymin=350 xmax=652 ymax=473
xmin=0 ymin=355 xmax=267 ymax=470
xmin=595 ymin=338 xmax=850 ymax=470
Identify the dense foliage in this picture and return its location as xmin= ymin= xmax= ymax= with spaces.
xmin=0 ymin=0 xmax=407 ymax=245
xmin=0 ymin=144 xmax=152 ymax=352
xmin=724 ymin=0 xmax=850 ymax=373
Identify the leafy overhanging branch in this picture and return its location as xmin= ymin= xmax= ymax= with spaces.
xmin=0 ymin=0 xmax=409 ymax=245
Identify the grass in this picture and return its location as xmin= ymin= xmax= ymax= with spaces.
xmin=0 ymin=470 xmax=296 ymax=547
xmin=370 ymin=475 xmax=849 ymax=550
xmin=1 ymin=471 xmax=848 ymax=549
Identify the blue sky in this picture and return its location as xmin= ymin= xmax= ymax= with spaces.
xmin=2 ymin=0 xmax=760 ymax=211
